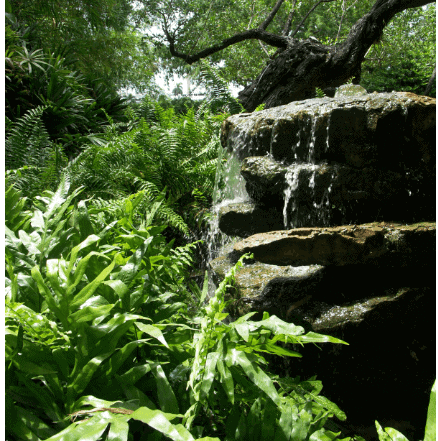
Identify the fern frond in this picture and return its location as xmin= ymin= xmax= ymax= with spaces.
xmin=197 ymin=60 xmax=244 ymax=116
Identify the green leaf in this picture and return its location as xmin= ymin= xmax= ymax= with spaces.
xmin=68 ymin=352 xmax=114 ymax=398
xmin=290 ymin=404 xmax=313 ymax=441
xmin=383 ymin=428 xmax=410 ymax=441
xmin=31 ymin=265 xmax=68 ymax=326
xmin=199 ymin=352 xmax=220 ymax=404
xmin=9 ymin=404 xmax=58 ymax=439
xmin=247 ymin=397 xmax=262 ymax=441
xmin=130 ymin=407 xmax=194 ymax=441
xmin=275 ymin=405 xmax=293 ymax=441
xmin=107 ymin=415 xmax=130 ymax=441
xmin=297 ymin=331 xmax=348 ymax=345
xmin=73 ymin=396 xmax=123 ymax=411
xmin=67 ymin=235 xmax=101 ymax=274
xmin=217 ymin=358 xmax=234 ymax=405
xmin=250 ymin=343 xmax=302 ymax=358
xmin=136 ymin=322 xmax=169 ymax=348
xmin=116 ymin=238 xmax=153 ymax=310
xmin=151 ymin=364 xmax=180 ymax=414
xmin=255 ymin=315 xmax=305 ymax=337
xmin=261 ymin=398 xmax=278 ymax=441
xmin=425 ymin=380 xmax=436 ymax=441
xmin=375 ymin=421 xmax=392 ymax=441
xmin=44 ymin=415 xmax=109 ymax=441
xmin=234 ymin=323 xmax=250 ymax=342
xmin=309 ymin=429 xmax=344 ymax=441
xmin=70 ymin=257 xmax=116 ymax=310
xmin=70 ymin=304 xmax=114 ymax=323
xmin=225 ymin=349 xmax=280 ymax=406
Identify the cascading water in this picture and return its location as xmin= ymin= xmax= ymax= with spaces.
xmin=201 ymin=148 xmax=249 ymax=291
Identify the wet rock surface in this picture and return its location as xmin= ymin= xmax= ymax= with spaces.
xmin=237 ymin=155 xmax=433 ymax=227
xmin=218 ymin=202 xmax=284 ymax=237
xmin=221 ymin=92 xmax=435 ymax=172
xmin=233 ymin=222 xmax=436 ymax=266
xmin=214 ymin=91 xmax=435 ymax=440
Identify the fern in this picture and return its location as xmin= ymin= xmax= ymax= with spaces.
xmin=197 ymin=60 xmax=244 ymax=115
xmin=5 ymin=106 xmax=67 ymax=196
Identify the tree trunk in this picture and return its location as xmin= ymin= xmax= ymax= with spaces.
xmin=238 ymin=0 xmax=434 ymax=111
xmin=424 ymin=64 xmax=436 ymax=96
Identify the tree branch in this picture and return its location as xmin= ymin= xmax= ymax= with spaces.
xmin=167 ymin=29 xmax=289 ymax=64
xmin=258 ymin=0 xmax=287 ymax=31
xmin=291 ymin=0 xmax=337 ymax=38
xmin=282 ymin=0 xmax=299 ymax=36
xmin=162 ymin=0 xmax=435 ymax=67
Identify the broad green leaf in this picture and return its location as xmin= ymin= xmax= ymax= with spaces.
xmin=70 ymin=304 xmax=114 ymax=323
xmin=97 ymin=340 xmax=144 ymax=379
xmin=250 ymin=343 xmax=302 ymax=358
xmin=309 ymin=429 xmax=343 ymax=441
xmin=375 ymin=421 xmax=391 ymax=441
xmin=259 ymin=315 xmax=305 ymax=334
xmin=74 ymin=200 xmax=95 ymax=241
xmin=31 ymin=266 xmax=68 ymax=327
xmin=103 ymin=279 xmax=130 ymax=299
xmin=66 ymin=251 xmax=111 ymax=299
xmin=10 ymin=404 xmax=57 ymax=439
xmin=119 ymin=363 xmax=152 ymax=385
xmin=199 ymin=352 xmax=220 ymax=404
xmin=291 ymin=404 xmax=313 ymax=441
xmin=383 ymin=428 xmax=410 ymax=441
xmin=73 ymin=396 xmax=123 ymax=411
xmin=117 ymin=237 xmax=153 ymax=288
xmin=107 ymin=415 xmax=130 ymax=441
xmin=275 ymin=405 xmax=295 ymax=441
xmin=261 ymin=398 xmax=278 ymax=441
xmin=298 ymin=331 xmax=348 ymax=345
xmin=247 ymin=397 xmax=262 ymax=441
xmin=67 ymin=234 xmax=101 ymax=274
xmin=136 ymin=322 xmax=169 ymax=348
xmin=225 ymin=349 xmax=280 ymax=405
xmin=217 ymin=358 xmax=234 ymax=404
xmin=151 ymin=364 xmax=180 ymax=414
xmin=130 ymin=407 xmax=194 ymax=441
xmin=44 ymin=415 xmax=108 ymax=441
xmin=234 ymin=323 xmax=250 ymax=342
xmin=46 ymin=259 xmax=66 ymax=301
xmin=70 ymin=257 xmax=116 ymax=310
xmin=68 ymin=352 xmax=114 ymax=398
xmin=15 ymin=371 xmax=63 ymax=422
xmin=425 ymin=380 xmax=436 ymax=441
xmin=235 ymin=409 xmax=247 ymax=440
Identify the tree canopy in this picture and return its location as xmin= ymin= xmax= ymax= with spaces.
xmin=5 ymin=0 xmax=436 ymax=101
xmin=139 ymin=0 xmax=435 ymax=94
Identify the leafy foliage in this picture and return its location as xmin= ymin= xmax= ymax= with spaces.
xmin=361 ymin=4 xmax=436 ymax=96
xmin=5 ymin=175 xmax=360 ymax=441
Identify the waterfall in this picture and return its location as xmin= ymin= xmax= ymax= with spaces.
xmin=204 ymin=149 xmax=249 ymax=265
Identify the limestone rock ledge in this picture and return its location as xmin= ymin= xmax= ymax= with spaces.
xmin=233 ymin=222 xmax=435 ymax=267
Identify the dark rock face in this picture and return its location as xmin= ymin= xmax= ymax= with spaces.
xmin=220 ymin=93 xmax=436 ymax=229
xmin=218 ymin=202 xmax=284 ymax=238
xmin=221 ymin=92 xmax=435 ymax=172
xmin=213 ymin=91 xmax=436 ymax=440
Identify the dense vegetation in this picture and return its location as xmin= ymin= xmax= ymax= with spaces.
xmin=5 ymin=1 xmax=436 ymax=440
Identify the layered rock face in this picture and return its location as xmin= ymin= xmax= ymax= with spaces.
xmin=211 ymin=89 xmax=436 ymax=440
xmin=219 ymin=91 xmax=435 ymax=234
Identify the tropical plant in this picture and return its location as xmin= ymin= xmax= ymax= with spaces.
xmin=5 ymin=106 xmax=68 ymax=198
xmin=6 ymin=175 xmax=358 ymax=441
